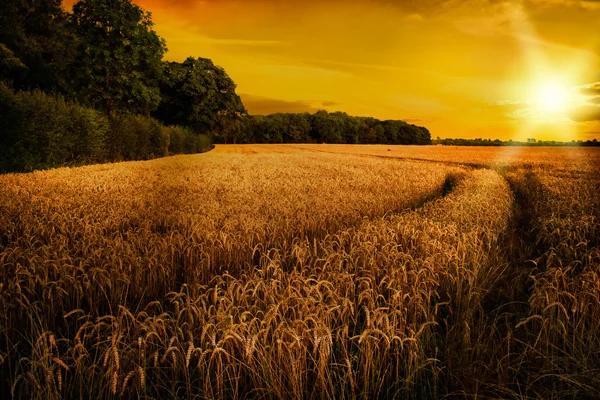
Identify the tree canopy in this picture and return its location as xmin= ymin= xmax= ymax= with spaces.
xmin=0 ymin=0 xmax=76 ymax=93
xmin=71 ymin=0 xmax=166 ymax=115
xmin=228 ymin=111 xmax=431 ymax=145
xmin=153 ymin=57 xmax=246 ymax=135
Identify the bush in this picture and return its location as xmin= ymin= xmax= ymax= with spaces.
xmin=163 ymin=125 xmax=185 ymax=154
xmin=3 ymin=87 xmax=71 ymax=171
xmin=0 ymin=83 xmax=21 ymax=172
xmin=68 ymin=104 xmax=109 ymax=164
xmin=162 ymin=125 xmax=213 ymax=155
xmin=0 ymin=84 xmax=111 ymax=172
xmin=0 ymin=85 xmax=213 ymax=173
xmin=107 ymin=114 xmax=167 ymax=161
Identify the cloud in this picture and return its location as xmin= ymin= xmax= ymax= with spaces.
xmin=239 ymin=94 xmax=319 ymax=114
xmin=486 ymin=100 xmax=528 ymax=114
xmin=494 ymin=100 xmax=523 ymax=106
xmin=403 ymin=117 xmax=437 ymax=124
xmin=405 ymin=13 xmax=424 ymax=21
xmin=240 ymin=95 xmax=342 ymax=114
xmin=240 ymin=93 xmax=341 ymax=115
xmin=196 ymin=38 xmax=286 ymax=46
xmin=581 ymin=83 xmax=600 ymax=96
xmin=589 ymin=97 xmax=600 ymax=105
xmin=570 ymin=105 xmax=600 ymax=122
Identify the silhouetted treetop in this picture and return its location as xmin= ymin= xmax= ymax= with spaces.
xmin=153 ymin=57 xmax=246 ymax=136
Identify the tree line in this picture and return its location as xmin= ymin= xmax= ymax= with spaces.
xmin=220 ymin=111 xmax=431 ymax=145
xmin=0 ymin=0 xmax=431 ymax=172
xmin=433 ymin=137 xmax=600 ymax=146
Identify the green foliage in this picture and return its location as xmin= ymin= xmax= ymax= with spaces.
xmin=162 ymin=125 xmax=212 ymax=154
xmin=8 ymin=88 xmax=73 ymax=171
xmin=0 ymin=83 xmax=22 ymax=171
xmin=236 ymin=111 xmax=432 ymax=145
xmin=311 ymin=110 xmax=342 ymax=143
xmin=68 ymin=103 xmax=109 ymax=162
xmin=107 ymin=114 xmax=165 ymax=160
xmin=71 ymin=0 xmax=166 ymax=115
xmin=0 ymin=85 xmax=212 ymax=173
xmin=163 ymin=126 xmax=185 ymax=154
xmin=154 ymin=57 xmax=246 ymax=136
xmin=0 ymin=43 xmax=27 ymax=81
xmin=0 ymin=83 xmax=108 ymax=172
xmin=0 ymin=0 xmax=76 ymax=93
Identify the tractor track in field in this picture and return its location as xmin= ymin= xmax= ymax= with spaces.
xmin=287 ymin=144 xmax=541 ymax=173
xmin=297 ymin=145 xmax=550 ymax=396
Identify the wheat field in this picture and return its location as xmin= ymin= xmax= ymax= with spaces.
xmin=0 ymin=144 xmax=599 ymax=399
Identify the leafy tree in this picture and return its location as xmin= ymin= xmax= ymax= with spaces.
xmin=236 ymin=110 xmax=431 ymax=145
xmin=0 ymin=44 xmax=27 ymax=82
xmin=285 ymin=113 xmax=311 ymax=143
xmin=311 ymin=110 xmax=342 ymax=143
xmin=71 ymin=0 xmax=166 ymax=115
xmin=154 ymin=57 xmax=246 ymax=138
xmin=0 ymin=0 xmax=76 ymax=93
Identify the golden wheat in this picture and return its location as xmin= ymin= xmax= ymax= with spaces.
xmin=0 ymin=144 xmax=598 ymax=398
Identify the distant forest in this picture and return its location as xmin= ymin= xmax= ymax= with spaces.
xmin=433 ymin=137 xmax=600 ymax=146
xmin=227 ymin=112 xmax=431 ymax=145
xmin=0 ymin=0 xmax=430 ymax=172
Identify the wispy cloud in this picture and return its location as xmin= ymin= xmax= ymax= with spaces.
xmin=240 ymin=94 xmax=341 ymax=115
xmin=570 ymin=82 xmax=600 ymax=121
xmin=240 ymin=94 xmax=318 ymax=114
xmin=197 ymin=38 xmax=286 ymax=46
xmin=570 ymin=105 xmax=600 ymax=122
xmin=581 ymin=83 xmax=600 ymax=96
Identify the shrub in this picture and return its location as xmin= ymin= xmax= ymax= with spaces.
xmin=108 ymin=114 xmax=176 ymax=161
xmin=0 ymin=85 xmax=111 ymax=172
xmin=163 ymin=125 xmax=185 ymax=154
xmin=68 ymin=104 xmax=109 ymax=164
xmin=0 ymin=85 xmax=213 ymax=173
xmin=0 ymin=86 xmax=72 ymax=172
xmin=161 ymin=125 xmax=212 ymax=155
xmin=0 ymin=83 xmax=21 ymax=172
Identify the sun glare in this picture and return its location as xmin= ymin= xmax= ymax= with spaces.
xmin=533 ymin=81 xmax=569 ymax=114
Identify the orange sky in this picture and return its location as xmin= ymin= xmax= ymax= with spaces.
xmin=65 ymin=0 xmax=600 ymax=140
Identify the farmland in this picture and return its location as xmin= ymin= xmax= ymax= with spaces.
xmin=1 ymin=144 xmax=599 ymax=399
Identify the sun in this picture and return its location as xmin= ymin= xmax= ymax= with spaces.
xmin=532 ymin=80 xmax=570 ymax=114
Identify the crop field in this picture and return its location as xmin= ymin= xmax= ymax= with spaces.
xmin=1 ymin=144 xmax=599 ymax=399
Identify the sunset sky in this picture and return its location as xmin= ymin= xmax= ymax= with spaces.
xmin=67 ymin=0 xmax=600 ymax=140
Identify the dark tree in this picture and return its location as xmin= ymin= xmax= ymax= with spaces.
xmin=154 ymin=57 xmax=246 ymax=138
xmin=311 ymin=110 xmax=342 ymax=143
xmin=285 ymin=113 xmax=311 ymax=143
xmin=0 ymin=44 xmax=27 ymax=81
xmin=233 ymin=110 xmax=431 ymax=145
xmin=71 ymin=0 xmax=166 ymax=115
xmin=0 ymin=0 xmax=76 ymax=93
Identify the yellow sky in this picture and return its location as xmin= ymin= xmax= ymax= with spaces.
xmin=66 ymin=0 xmax=600 ymax=140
